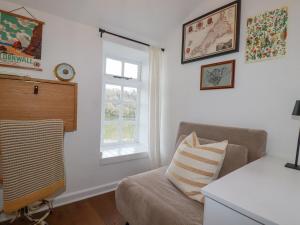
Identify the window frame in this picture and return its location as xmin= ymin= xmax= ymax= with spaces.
xmin=101 ymin=55 xmax=143 ymax=148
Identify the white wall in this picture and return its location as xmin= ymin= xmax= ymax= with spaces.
xmin=161 ymin=0 xmax=300 ymax=165
xmin=0 ymin=0 xmax=151 ymax=210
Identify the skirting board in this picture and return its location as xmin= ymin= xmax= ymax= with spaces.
xmin=0 ymin=180 xmax=120 ymax=222
xmin=53 ymin=180 xmax=120 ymax=207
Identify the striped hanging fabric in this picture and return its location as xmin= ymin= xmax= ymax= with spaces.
xmin=0 ymin=120 xmax=65 ymax=213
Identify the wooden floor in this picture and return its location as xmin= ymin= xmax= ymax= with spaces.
xmin=0 ymin=192 xmax=126 ymax=225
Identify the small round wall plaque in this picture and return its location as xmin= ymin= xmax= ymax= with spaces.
xmin=54 ymin=63 xmax=76 ymax=81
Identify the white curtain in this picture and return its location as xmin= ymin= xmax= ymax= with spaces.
xmin=148 ymin=47 xmax=164 ymax=169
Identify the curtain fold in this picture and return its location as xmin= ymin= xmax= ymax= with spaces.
xmin=148 ymin=47 xmax=163 ymax=169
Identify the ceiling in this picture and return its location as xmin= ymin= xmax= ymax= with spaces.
xmin=9 ymin=0 xmax=201 ymax=44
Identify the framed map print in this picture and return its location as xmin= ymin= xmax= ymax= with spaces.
xmin=0 ymin=9 xmax=44 ymax=71
xmin=182 ymin=0 xmax=241 ymax=64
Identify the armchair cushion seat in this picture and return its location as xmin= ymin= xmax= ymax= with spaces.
xmin=116 ymin=167 xmax=204 ymax=225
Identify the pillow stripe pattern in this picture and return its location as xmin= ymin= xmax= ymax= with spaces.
xmin=173 ymin=160 xmax=214 ymax=177
xmin=169 ymin=171 xmax=207 ymax=188
xmin=179 ymin=151 xmax=219 ymax=165
xmin=166 ymin=132 xmax=228 ymax=203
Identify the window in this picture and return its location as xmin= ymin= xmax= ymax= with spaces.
xmin=100 ymin=41 xmax=149 ymax=162
xmin=101 ymin=57 xmax=142 ymax=147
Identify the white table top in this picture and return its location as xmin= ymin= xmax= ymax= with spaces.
xmin=202 ymin=156 xmax=300 ymax=225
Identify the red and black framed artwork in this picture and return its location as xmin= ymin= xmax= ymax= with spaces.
xmin=182 ymin=0 xmax=241 ymax=64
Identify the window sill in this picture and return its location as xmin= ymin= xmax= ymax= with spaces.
xmin=100 ymin=145 xmax=149 ymax=165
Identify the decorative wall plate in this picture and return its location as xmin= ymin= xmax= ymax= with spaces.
xmin=54 ymin=63 xmax=76 ymax=81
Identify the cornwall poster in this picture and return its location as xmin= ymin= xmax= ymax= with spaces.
xmin=181 ymin=0 xmax=240 ymax=64
xmin=246 ymin=7 xmax=288 ymax=63
xmin=0 ymin=9 xmax=44 ymax=71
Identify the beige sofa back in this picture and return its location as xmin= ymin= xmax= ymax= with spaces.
xmin=176 ymin=122 xmax=267 ymax=163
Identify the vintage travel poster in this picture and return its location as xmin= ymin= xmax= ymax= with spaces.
xmin=246 ymin=7 xmax=288 ymax=63
xmin=182 ymin=1 xmax=240 ymax=63
xmin=0 ymin=10 xmax=44 ymax=70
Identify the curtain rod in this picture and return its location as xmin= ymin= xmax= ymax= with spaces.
xmin=99 ymin=28 xmax=165 ymax=52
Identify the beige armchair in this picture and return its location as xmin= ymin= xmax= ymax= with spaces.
xmin=116 ymin=122 xmax=267 ymax=225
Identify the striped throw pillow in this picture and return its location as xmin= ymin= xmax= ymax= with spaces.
xmin=166 ymin=132 xmax=228 ymax=203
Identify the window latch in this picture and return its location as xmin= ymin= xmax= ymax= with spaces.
xmin=113 ymin=75 xmax=132 ymax=80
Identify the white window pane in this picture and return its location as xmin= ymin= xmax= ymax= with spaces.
xmin=122 ymin=123 xmax=136 ymax=142
xmin=103 ymin=123 xmax=119 ymax=144
xmin=105 ymin=84 xmax=121 ymax=101
xmin=104 ymin=102 xmax=120 ymax=121
xmin=123 ymin=87 xmax=138 ymax=102
xmin=124 ymin=62 xmax=138 ymax=79
xmin=106 ymin=58 xmax=122 ymax=76
xmin=123 ymin=103 xmax=137 ymax=121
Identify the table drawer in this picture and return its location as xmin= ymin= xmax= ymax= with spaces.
xmin=203 ymin=198 xmax=263 ymax=225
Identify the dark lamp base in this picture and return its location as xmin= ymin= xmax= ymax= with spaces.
xmin=285 ymin=163 xmax=300 ymax=171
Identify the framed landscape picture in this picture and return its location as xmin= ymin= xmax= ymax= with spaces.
xmin=182 ymin=0 xmax=241 ymax=64
xmin=0 ymin=9 xmax=44 ymax=71
xmin=200 ymin=60 xmax=235 ymax=90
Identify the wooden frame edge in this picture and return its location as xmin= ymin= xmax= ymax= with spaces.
xmin=0 ymin=63 xmax=43 ymax=71
xmin=200 ymin=60 xmax=235 ymax=90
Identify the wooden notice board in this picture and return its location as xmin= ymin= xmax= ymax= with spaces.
xmin=0 ymin=75 xmax=77 ymax=132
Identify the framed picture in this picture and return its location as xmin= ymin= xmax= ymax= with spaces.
xmin=182 ymin=0 xmax=241 ymax=64
xmin=0 ymin=9 xmax=44 ymax=71
xmin=200 ymin=60 xmax=235 ymax=90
